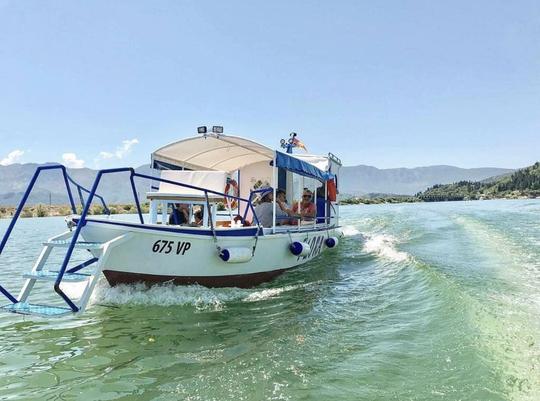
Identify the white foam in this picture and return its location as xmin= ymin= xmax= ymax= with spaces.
xmin=243 ymin=285 xmax=305 ymax=302
xmin=341 ymin=225 xmax=360 ymax=236
xmin=90 ymin=281 xmax=241 ymax=310
xmin=89 ymin=279 xmax=313 ymax=309
xmin=363 ymin=234 xmax=410 ymax=262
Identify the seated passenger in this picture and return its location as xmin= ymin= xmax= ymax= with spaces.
xmin=194 ymin=210 xmax=203 ymax=226
xmin=315 ymin=186 xmax=328 ymax=224
xmin=290 ymin=189 xmax=316 ymax=224
xmin=276 ymin=188 xmax=293 ymax=223
xmin=253 ymin=188 xmax=274 ymax=227
xmin=169 ymin=203 xmax=189 ymax=225
xmin=252 ymin=187 xmax=291 ymax=228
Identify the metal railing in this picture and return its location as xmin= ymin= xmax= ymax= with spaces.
xmin=66 ymin=175 xmax=110 ymax=215
xmin=0 ymin=165 xmax=109 ymax=309
xmin=0 ymin=165 xmax=262 ymax=311
xmin=0 ymin=165 xmax=77 ymax=254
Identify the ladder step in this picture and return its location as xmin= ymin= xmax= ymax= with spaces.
xmin=43 ymin=239 xmax=105 ymax=249
xmin=23 ymin=270 xmax=91 ymax=282
xmin=1 ymin=302 xmax=74 ymax=317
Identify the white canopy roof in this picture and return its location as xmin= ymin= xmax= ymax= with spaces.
xmin=152 ymin=134 xmax=274 ymax=172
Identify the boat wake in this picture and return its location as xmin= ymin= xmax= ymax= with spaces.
xmin=341 ymin=225 xmax=361 ymax=236
xmin=88 ymin=279 xmax=315 ymax=310
xmin=362 ymin=233 xmax=410 ymax=263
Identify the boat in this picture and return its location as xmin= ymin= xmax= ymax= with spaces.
xmin=0 ymin=127 xmax=343 ymax=316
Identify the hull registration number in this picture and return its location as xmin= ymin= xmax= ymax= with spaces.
xmin=152 ymin=240 xmax=192 ymax=255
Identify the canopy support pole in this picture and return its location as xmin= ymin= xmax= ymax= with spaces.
xmin=325 ymin=180 xmax=328 ymax=225
xmin=272 ymin=153 xmax=277 ymax=234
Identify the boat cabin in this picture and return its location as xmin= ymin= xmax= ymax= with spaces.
xmin=147 ymin=130 xmax=342 ymax=233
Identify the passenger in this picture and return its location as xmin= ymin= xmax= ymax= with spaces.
xmin=291 ymin=189 xmax=316 ymax=224
xmin=252 ymin=187 xmax=293 ymax=227
xmin=276 ymin=189 xmax=290 ymax=210
xmin=229 ymin=213 xmax=244 ymax=225
xmin=169 ymin=203 xmax=189 ymax=225
xmin=194 ymin=210 xmax=203 ymax=226
xmin=252 ymin=188 xmax=274 ymax=228
xmin=315 ymin=186 xmax=328 ymax=224
xmin=276 ymin=188 xmax=293 ymax=224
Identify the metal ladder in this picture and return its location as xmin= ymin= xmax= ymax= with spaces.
xmin=0 ymin=231 xmax=131 ymax=317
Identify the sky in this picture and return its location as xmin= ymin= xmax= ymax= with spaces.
xmin=0 ymin=0 xmax=538 ymax=169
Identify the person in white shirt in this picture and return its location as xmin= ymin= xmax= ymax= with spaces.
xmin=252 ymin=187 xmax=290 ymax=227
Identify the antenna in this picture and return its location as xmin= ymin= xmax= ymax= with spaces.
xmin=280 ymin=132 xmax=301 ymax=154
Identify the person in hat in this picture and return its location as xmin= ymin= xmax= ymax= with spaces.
xmin=253 ymin=187 xmax=274 ymax=227
xmin=252 ymin=187 xmax=290 ymax=227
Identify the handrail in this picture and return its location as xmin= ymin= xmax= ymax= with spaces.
xmin=54 ymin=167 xmax=263 ymax=311
xmin=0 ymin=165 xmax=77 ymax=255
xmin=66 ymin=175 xmax=110 ymax=215
xmin=132 ymin=171 xmax=261 ymax=226
xmin=0 ymin=165 xmax=110 ymax=306
xmin=133 ymin=171 xmax=254 ymax=203
xmin=0 ymin=164 xmax=264 ymax=309
xmin=0 ymin=165 xmax=77 ymax=304
xmin=242 ymin=188 xmax=268 ymax=224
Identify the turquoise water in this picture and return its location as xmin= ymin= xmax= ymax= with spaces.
xmin=0 ymin=200 xmax=539 ymax=400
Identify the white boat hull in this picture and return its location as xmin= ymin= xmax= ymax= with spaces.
xmin=79 ymin=218 xmax=342 ymax=287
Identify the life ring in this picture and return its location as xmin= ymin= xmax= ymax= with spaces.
xmin=224 ymin=179 xmax=239 ymax=209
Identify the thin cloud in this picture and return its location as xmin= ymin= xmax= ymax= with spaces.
xmin=97 ymin=138 xmax=139 ymax=162
xmin=0 ymin=149 xmax=25 ymax=166
xmin=98 ymin=151 xmax=114 ymax=159
xmin=62 ymin=153 xmax=85 ymax=168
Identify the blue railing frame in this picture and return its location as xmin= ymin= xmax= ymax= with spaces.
xmin=0 ymin=165 xmax=262 ymax=311
xmin=242 ymin=188 xmax=271 ymax=223
xmin=0 ymin=165 xmax=110 ymax=307
xmin=0 ymin=165 xmax=76 ymax=304
xmin=66 ymin=175 xmax=110 ymax=215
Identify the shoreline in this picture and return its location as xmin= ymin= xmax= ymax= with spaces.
xmin=0 ymin=203 xmax=150 ymax=220
xmin=341 ymin=192 xmax=539 ymax=205
xmin=2 ymin=196 xmax=539 ymax=220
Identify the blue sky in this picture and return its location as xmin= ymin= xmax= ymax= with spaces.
xmin=0 ymin=0 xmax=538 ymax=169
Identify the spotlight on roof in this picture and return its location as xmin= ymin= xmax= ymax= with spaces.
xmin=212 ymin=126 xmax=224 ymax=134
xmin=197 ymin=126 xmax=207 ymax=134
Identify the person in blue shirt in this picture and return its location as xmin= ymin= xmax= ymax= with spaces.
xmin=169 ymin=203 xmax=189 ymax=225
xmin=316 ymin=186 xmax=327 ymax=224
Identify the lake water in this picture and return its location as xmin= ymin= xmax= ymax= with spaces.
xmin=0 ymin=200 xmax=539 ymax=401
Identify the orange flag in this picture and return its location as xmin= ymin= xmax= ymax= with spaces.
xmin=292 ymin=137 xmax=308 ymax=152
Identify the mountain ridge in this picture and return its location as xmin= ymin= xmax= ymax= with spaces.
xmin=0 ymin=162 xmax=516 ymax=205
xmin=340 ymin=164 xmax=514 ymax=196
xmin=417 ymin=162 xmax=540 ymax=201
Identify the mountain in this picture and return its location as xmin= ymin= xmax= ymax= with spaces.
xmin=0 ymin=162 xmax=518 ymax=206
xmin=417 ymin=162 xmax=540 ymax=201
xmin=0 ymin=163 xmax=153 ymax=206
xmin=339 ymin=165 xmax=515 ymax=196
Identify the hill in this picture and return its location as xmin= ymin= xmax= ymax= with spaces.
xmin=0 ymin=163 xmax=153 ymax=206
xmin=339 ymin=165 xmax=514 ymax=196
xmin=0 ymin=162 xmax=524 ymax=206
xmin=417 ymin=162 xmax=540 ymax=201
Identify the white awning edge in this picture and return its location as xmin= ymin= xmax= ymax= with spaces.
xmin=151 ymin=133 xmax=274 ymax=172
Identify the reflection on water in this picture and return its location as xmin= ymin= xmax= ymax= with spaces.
xmin=0 ymin=200 xmax=539 ymax=400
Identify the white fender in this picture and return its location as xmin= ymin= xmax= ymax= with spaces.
xmin=289 ymin=241 xmax=311 ymax=257
xmin=325 ymin=237 xmax=339 ymax=248
xmin=219 ymin=247 xmax=253 ymax=263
